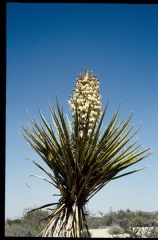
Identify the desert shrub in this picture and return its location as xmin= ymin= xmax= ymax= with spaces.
xmin=108 ymin=224 xmax=124 ymax=235
xmin=86 ymin=216 xmax=101 ymax=229
xmin=6 ymin=218 xmax=21 ymax=225
xmin=145 ymin=226 xmax=158 ymax=238
xmin=5 ymin=222 xmax=37 ymax=237
xmin=124 ymin=226 xmax=158 ymax=238
xmin=5 ymin=208 xmax=49 ymax=237
xmin=103 ymin=212 xmax=116 ymax=226
xmin=131 ymin=216 xmax=145 ymax=227
xmin=112 ymin=217 xmax=130 ymax=230
xmin=119 ymin=217 xmax=131 ymax=229
xmin=144 ymin=218 xmax=158 ymax=227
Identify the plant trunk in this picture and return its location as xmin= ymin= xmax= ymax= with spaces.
xmin=38 ymin=202 xmax=91 ymax=238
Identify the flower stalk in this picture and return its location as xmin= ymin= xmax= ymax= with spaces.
xmin=68 ymin=67 xmax=102 ymax=137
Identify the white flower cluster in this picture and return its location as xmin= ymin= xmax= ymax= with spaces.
xmin=68 ymin=67 xmax=102 ymax=137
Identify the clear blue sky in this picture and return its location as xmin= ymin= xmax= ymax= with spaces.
xmin=6 ymin=3 xmax=158 ymax=220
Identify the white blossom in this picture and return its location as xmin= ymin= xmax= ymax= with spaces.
xmin=68 ymin=67 xmax=102 ymax=137
xmin=88 ymin=129 xmax=92 ymax=135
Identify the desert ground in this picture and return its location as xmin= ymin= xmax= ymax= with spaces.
xmin=89 ymin=228 xmax=111 ymax=238
xmin=89 ymin=227 xmax=157 ymax=238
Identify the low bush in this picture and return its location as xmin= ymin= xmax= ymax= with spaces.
xmin=108 ymin=224 xmax=124 ymax=236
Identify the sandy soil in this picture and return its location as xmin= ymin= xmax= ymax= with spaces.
xmin=89 ymin=227 xmax=157 ymax=238
xmin=89 ymin=228 xmax=111 ymax=238
xmin=89 ymin=228 xmax=130 ymax=238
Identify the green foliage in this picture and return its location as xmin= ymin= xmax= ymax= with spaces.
xmin=131 ymin=216 xmax=145 ymax=227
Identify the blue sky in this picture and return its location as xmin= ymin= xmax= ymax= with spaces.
xmin=6 ymin=3 xmax=158 ymax=220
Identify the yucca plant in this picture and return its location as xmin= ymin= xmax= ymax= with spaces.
xmin=21 ymin=67 xmax=151 ymax=237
